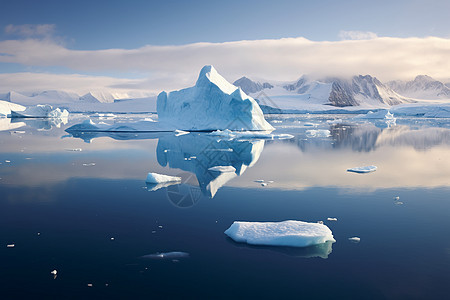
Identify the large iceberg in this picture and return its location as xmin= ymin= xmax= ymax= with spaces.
xmin=10 ymin=104 xmax=69 ymax=118
xmin=157 ymin=65 xmax=274 ymax=131
xmin=0 ymin=100 xmax=25 ymax=117
xmin=225 ymin=220 xmax=336 ymax=247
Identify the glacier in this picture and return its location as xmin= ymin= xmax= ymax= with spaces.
xmin=157 ymin=65 xmax=273 ymax=131
xmin=224 ymin=220 xmax=336 ymax=247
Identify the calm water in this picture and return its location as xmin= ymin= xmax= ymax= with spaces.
xmin=0 ymin=114 xmax=449 ymax=299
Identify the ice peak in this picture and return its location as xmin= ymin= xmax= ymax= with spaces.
xmin=196 ymin=65 xmax=237 ymax=94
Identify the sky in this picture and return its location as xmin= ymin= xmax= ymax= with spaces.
xmin=1 ymin=0 xmax=450 ymax=95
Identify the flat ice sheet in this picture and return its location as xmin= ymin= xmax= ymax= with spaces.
xmin=225 ymin=220 xmax=335 ymax=247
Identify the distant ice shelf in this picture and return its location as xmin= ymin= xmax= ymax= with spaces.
xmin=224 ymin=220 xmax=335 ymax=247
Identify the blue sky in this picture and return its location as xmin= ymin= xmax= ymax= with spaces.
xmin=1 ymin=0 xmax=449 ymax=49
xmin=0 ymin=0 xmax=449 ymax=94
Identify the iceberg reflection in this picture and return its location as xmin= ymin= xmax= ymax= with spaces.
xmin=156 ymin=134 xmax=265 ymax=198
xmin=228 ymin=240 xmax=334 ymax=259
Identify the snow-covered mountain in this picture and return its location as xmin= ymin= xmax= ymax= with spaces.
xmin=387 ymin=75 xmax=450 ymax=100
xmin=0 ymin=90 xmax=80 ymax=106
xmin=282 ymin=75 xmax=409 ymax=107
xmin=233 ymin=77 xmax=273 ymax=94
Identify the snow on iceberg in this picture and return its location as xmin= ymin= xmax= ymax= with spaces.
xmin=145 ymin=172 xmax=182 ymax=184
xmin=225 ymin=220 xmax=336 ymax=247
xmin=10 ymin=104 xmax=69 ymax=118
xmin=347 ymin=165 xmax=377 ymax=173
xmin=157 ymin=65 xmax=274 ymax=131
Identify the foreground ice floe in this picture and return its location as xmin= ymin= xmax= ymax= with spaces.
xmin=157 ymin=65 xmax=273 ymax=131
xmin=347 ymin=165 xmax=377 ymax=173
xmin=225 ymin=220 xmax=335 ymax=247
xmin=10 ymin=104 xmax=69 ymax=118
xmin=208 ymin=166 xmax=236 ymax=172
xmin=146 ymin=172 xmax=182 ymax=184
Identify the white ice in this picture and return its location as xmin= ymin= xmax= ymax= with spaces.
xmin=208 ymin=166 xmax=236 ymax=172
xmin=306 ymin=129 xmax=331 ymax=138
xmin=224 ymin=220 xmax=336 ymax=247
xmin=348 ymin=237 xmax=361 ymax=243
xmin=157 ymin=65 xmax=273 ymax=131
xmin=145 ymin=172 xmax=181 ymax=184
xmin=347 ymin=165 xmax=377 ymax=173
xmin=208 ymin=129 xmax=293 ymax=140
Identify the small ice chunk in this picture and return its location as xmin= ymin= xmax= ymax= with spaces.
xmin=317 ymin=221 xmax=324 ymax=224
xmin=225 ymin=220 xmax=336 ymax=247
xmin=347 ymin=166 xmax=377 ymax=173
xmin=5 ymin=160 xmax=11 ymax=163
xmin=254 ymin=180 xmax=265 ymax=183
xmin=82 ymin=163 xmax=96 ymax=167
xmin=303 ymin=122 xmax=316 ymax=127
xmin=6 ymin=244 xmax=15 ymax=248
xmin=393 ymin=196 xmax=400 ymax=201
xmin=348 ymin=237 xmax=361 ymax=243
xmin=208 ymin=166 xmax=236 ymax=173
xmin=141 ymin=252 xmax=190 ymax=259
xmin=110 ymin=237 xmax=115 ymax=241
xmin=145 ymin=172 xmax=181 ymax=184
xmin=327 ymin=218 xmax=338 ymax=221
xmin=327 ymin=119 xmax=343 ymax=124
xmin=51 ymin=270 xmax=57 ymax=275
xmin=66 ymin=148 xmax=82 ymax=152
xmin=261 ymin=183 xmax=268 ymax=187
xmin=306 ymin=129 xmax=331 ymax=138
xmin=174 ymin=129 xmax=190 ymax=136
xmin=395 ymin=201 xmax=404 ymax=205
xmin=87 ymin=283 xmax=93 ymax=287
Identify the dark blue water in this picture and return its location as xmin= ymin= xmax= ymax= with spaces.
xmin=0 ymin=114 xmax=449 ymax=299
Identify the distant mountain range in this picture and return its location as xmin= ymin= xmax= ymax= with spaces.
xmin=233 ymin=74 xmax=450 ymax=108
xmin=387 ymin=75 xmax=450 ymax=99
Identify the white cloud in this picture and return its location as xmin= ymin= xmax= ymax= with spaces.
xmin=4 ymin=24 xmax=56 ymax=38
xmin=338 ymin=30 xmax=378 ymax=40
xmin=1 ymin=36 xmax=450 ymax=92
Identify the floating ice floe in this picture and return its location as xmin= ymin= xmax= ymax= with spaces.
xmin=327 ymin=119 xmax=343 ymax=124
xmin=141 ymin=251 xmax=190 ymax=259
xmin=158 ymin=65 xmax=273 ymax=131
xmin=51 ymin=270 xmax=57 ymax=275
xmin=6 ymin=244 xmax=15 ymax=248
xmin=174 ymin=129 xmax=190 ymax=136
xmin=208 ymin=166 xmax=236 ymax=172
xmin=225 ymin=220 xmax=336 ymax=247
xmin=10 ymin=104 xmax=69 ymax=118
xmin=347 ymin=165 xmax=377 ymax=173
xmin=145 ymin=172 xmax=182 ymax=184
xmin=348 ymin=237 xmax=361 ymax=243
xmin=208 ymin=129 xmax=293 ymax=140
xmin=327 ymin=218 xmax=338 ymax=221
xmin=306 ymin=129 xmax=331 ymax=138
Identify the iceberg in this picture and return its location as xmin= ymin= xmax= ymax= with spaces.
xmin=145 ymin=172 xmax=181 ymax=184
xmin=0 ymin=100 xmax=26 ymax=117
xmin=225 ymin=220 xmax=336 ymax=247
xmin=353 ymin=110 xmax=395 ymax=120
xmin=10 ymin=104 xmax=69 ymax=118
xmin=157 ymin=65 xmax=274 ymax=131
xmin=347 ymin=165 xmax=377 ymax=173
xmin=66 ymin=119 xmax=168 ymax=133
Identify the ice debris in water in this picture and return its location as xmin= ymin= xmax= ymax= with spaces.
xmin=393 ymin=196 xmax=400 ymax=201
xmin=10 ymin=104 xmax=69 ymax=118
xmin=208 ymin=166 xmax=236 ymax=172
xmin=7 ymin=244 xmax=15 ymax=248
xmin=82 ymin=163 xmax=96 ymax=167
xmin=141 ymin=252 xmax=190 ymax=259
xmin=145 ymin=173 xmax=181 ymax=184
xmin=51 ymin=270 xmax=57 ymax=275
xmin=327 ymin=218 xmax=338 ymax=221
xmin=348 ymin=237 xmax=361 ymax=243
xmin=306 ymin=129 xmax=331 ymax=138
xmin=208 ymin=129 xmax=293 ymax=140
xmin=261 ymin=183 xmax=268 ymax=187
xmin=347 ymin=166 xmax=377 ymax=173
xmin=66 ymin=148 xmax=82 ymax=152
xmin=225 ymin=220 xmax=336 ymax=247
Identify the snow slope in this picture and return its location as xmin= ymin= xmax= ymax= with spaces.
xmin=157 ymin=65 xmax=274 ymax=131
xmin=233 ymin=76 xmax=273 ymax=94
